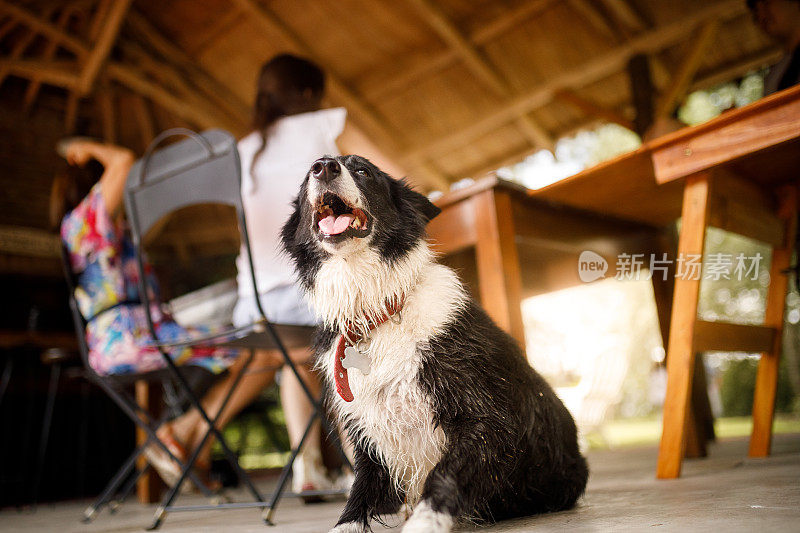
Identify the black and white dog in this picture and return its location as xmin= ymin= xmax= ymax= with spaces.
xmin=281 ymin=155 xmax=588 ymax=533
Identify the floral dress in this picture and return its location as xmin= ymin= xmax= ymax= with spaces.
xmin=62 ymin=183 xmax=235 ymax=376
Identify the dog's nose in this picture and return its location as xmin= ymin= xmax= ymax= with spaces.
xmin=311 ymin=158 xmax=340 ymax=183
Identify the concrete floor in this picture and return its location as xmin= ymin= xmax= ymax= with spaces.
xmin=3 ymin=433 xmax=799 ymax=533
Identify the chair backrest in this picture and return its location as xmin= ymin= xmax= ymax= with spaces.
xmin=58 ymin=243 xmax=97 ymax=379
xmin=124 ymin=128 xmax=267 ymax=343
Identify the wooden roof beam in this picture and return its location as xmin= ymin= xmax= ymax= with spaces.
xmin=599 ymin=0 xmax=648 ymax=34
xmin=406 ymin=0 xmax=510 ymax=96
xmin=655 ymin=19 xmax=720 ymax=119
xmin=23 ymin=7 xmax=76 ymax=110
xmin=466 ymin=45 xmax=784 ymax=181
xmin=0 ymin=5 xmax=58 ymax=86
xmin=598 ymin=0 xmax=669 ymax=88
xmin=688 ymin=47 xmax=782 ymax=92
xmin=566 ymin=0 xmax=617 ymax=41
xmin=230 ymin=0 xmax=450 ymax=190
xmin=366 ymin=0 xmax=554 ymax=101
xmin=105 ymin=62 xmax=225 ymax=131
xmin=76 ymin=0 xmax=132 ymax=95
xmin=555 ymin=89 xmax=634 ymax=130
xmin=124 ymin=11 xmax=250 ymax=127
xmin=0 ymin=16 xmax=18 ymax=41
xmin=117 ymin=41 xmax=244 ymax=134
xmin=405 ymin=0 xmax=745 ymax=162
xmin=0 ymin=59 xmax=79 ymax=89
xmin=405 ymin=0 xmax=553 ymax=149
xmin=0 ymin=1 xmax=88 ymax=57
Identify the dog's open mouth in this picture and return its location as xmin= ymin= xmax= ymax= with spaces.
xmin=314 ymin=192 xmax=371 ymax=241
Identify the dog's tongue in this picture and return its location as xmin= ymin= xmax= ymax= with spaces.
xmin=319 ymin=214 xmax=354 ymax=235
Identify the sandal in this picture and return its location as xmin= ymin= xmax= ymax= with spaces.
xmin=144 ymin=433 xmax=187 ymax=489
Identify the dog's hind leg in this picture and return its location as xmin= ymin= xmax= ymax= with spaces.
xmin=330 ymin=441 xmax=403 ymax=533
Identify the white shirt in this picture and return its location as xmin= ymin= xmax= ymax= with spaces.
xmin=235 ymin=107 xmax=346 ymax=299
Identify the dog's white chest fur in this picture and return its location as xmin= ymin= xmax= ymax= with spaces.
xmin=313 ymin=244 xmax=466 ymax=503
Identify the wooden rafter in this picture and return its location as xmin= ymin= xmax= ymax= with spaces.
xmin=105 ymin=62 xmax=236 ymax=132
xmin=0 ymin=16 xmax=18 ymax=41
xmin=365 ymin=0 xmax=554 ymax=102
xmin=87 ymin=0 xmax=112 ymax=41
xmin=188 ymin=9 xmax=243 ymax=56
xmin=404 ymin=0 xmax=745 ymax=162
xmin=230 ymin=0 xmax=449 ymax=190
xmin=462 ymin=44 xmax=781 ymax=181
xmin=125 ymin=11 xmax=250 ymax=128
xmin=76 ymin=0 xmax=132 ymax=95
xmin=555 ymin=89 xmax=634 ymax=130
xmin=566 ymin=0 xmax=617 ymax=41
xmin=0 ymin=5 xmax=58 ymax=86
xmin=115 ymin=41 xmax=241 ymax=133
xmin=599 ymin=0 xmax=647 ymax=34
xmin=23 ymin=7 xmax=75 ymax=110
xmin=0 ymin=1 xmax=87 ymax=57
xmin=655 ymin=20 xmax=720 ymax=119
xmin=405 ymin=0 xmax=552 ymax=149
xmin=688 ymin=47 xmax=782 ymax=92
xmin=0 ymin=59 xmax=79 ymax=89
xmin=592 ymin=0 xmax=669 ymax=88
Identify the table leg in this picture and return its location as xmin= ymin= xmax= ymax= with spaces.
xmin=750 ymin=185 xmax=798 ymax=457
xmin=474 ymin=189 xmax=526 ymax=348
xmin=136 ymin=380 xmax=164 ymax=503
xmin=657 ymin=172 xmax=711 ymax=479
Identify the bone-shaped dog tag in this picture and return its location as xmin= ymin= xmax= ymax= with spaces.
xmin=342 ymin=345 xmax=371 ymax=375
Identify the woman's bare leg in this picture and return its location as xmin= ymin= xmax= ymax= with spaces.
xmin=165 ymin=349 xmax=278 ymax=465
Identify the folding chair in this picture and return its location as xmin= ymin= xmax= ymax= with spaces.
xmin=123 ymin=128 xmax=349 ymax=529
xmin=59 ymin=244 xmax=222 ymax=523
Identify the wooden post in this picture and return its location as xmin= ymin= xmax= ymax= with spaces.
xmin=474 ymin=189 xmax=526 ymax=348
xmin=627 ymin=53 xmax=654 ymax=137
xmin=135 ymin=381 xmax=164 ymax=503
xmin=657 ymin=172 xmax=711 ymax=479
xmin=750 ymin=185 xmax=798 ymax=457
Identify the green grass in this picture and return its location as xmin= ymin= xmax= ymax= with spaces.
xmin=587 ymin=414 xmax=800 ymax=450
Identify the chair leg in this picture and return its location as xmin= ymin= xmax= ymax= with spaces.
xmin=263 ymin=410 xmax=319 ymax=525
xmin=148 ymin=351 xmax=261 ymax=531
xmin=750 ymin=185 xmax=798 ymax=457
xmin=83 ymin=442 xmax=146 ymax=523
xmin=0 ymin=356 xmax=13 ymax=408
xmin=32 ymin=362 xmax=61 ymax=507
xmin=657 ymin=173 xmax=712 ymax=479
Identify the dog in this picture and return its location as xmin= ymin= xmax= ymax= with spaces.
xmin=281 ymin=155 xmax=588 ymax=533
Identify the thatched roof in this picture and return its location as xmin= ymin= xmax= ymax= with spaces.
xmin=0 ymin=0 xmax=782 ymax=276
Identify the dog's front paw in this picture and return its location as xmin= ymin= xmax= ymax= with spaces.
xmin=402 ymin=501 xmax=453 ymax=533
xmin=329 ymin=521 xmax=366 ymax=533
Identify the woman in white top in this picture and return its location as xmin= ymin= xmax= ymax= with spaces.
xmin=153 ymin=55 xmax=347 ymax=495
xmin=233 ymin=55 xmax=345 ymax=495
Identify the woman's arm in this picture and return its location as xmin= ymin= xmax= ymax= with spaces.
xmin=65 ymin=141 xmax=135 ymax=216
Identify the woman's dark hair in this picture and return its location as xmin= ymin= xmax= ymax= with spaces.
xmin=49 ymin=159 xmax=103 ymax=231
xmin=250 ymin=54 xmax=325 ymax=184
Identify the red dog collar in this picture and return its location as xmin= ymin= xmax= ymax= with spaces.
xmin=334 ymin=295 xmax=404 ymax=402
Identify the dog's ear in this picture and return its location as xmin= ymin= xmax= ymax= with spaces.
xmin=396 ymin=179 xmax=441 ymax=223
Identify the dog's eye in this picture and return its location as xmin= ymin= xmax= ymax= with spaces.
xmin=354 ymin=168 xmax=370 ymax=177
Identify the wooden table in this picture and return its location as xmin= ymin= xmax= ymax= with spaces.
xmin=428 ymin=84 xmax=800 ymax=479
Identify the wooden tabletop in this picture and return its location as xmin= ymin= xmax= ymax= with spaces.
xmin=530 ymin=84 xmax=800 ymax=227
